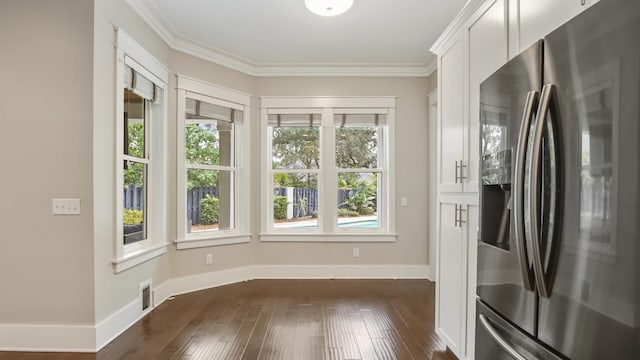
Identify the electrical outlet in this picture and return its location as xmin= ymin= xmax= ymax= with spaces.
xmin=353 ymin=248 xmax=360 ymax=258
xmin=205 ymin=254 xmax=213 ymax=265
xmin=401 ymin=197 xmax=408 ymax=206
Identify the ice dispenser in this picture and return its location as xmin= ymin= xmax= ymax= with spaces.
xmin=481 ymin=149 xmax=512 ymax=250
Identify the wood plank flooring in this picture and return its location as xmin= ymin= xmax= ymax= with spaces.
xmin=0 ymin=279 xmax=458 ymax=360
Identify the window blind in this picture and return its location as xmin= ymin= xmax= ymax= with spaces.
xmin=185 ymin=98 xmax=243 ymax=124
xmin=124 ymin=64 xmax=163 ymax=104
xmin=267 ymin=114 xmax=321 ymax=127
xmin=333 ymin=114 xmax=387 ymax=127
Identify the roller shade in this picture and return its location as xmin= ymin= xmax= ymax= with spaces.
xmin=124 ymin=64 xmax=163 ymax=104
xmin=333 ymin=114 xmax=387 ymax=127
xmin=267 ymin=114 xmax=321 ymax=127
xmin=185 ymin=98 xmax=244 ymax=124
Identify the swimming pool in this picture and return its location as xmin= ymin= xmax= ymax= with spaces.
xmin=338 ymin=219 xmax=378 ymax=228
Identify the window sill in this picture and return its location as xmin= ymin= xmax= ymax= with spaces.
xmin=112 ymin=242 xmax=169 ymax=273
xmin=259 ymin=233 xmax=397 ymax=243
xmin=175 ymin=232 xmax=252 ymax=249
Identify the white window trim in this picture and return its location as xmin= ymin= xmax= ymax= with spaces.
xmin=260 ymin=96 xmax=397 ymax=242
xmin=175 ymin=75 xmax=251 ymax=249
xmin=113 ymin=29 xmax=169 ymax=273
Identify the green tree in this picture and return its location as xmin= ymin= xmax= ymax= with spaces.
xmin=186 ymin=124 xmax=219 ymax=190
xmin=335 ymin=127 xmax=377 ymax=169
xmin=124 ymin=123 xmax=144 ymax=186
xmin=271 ymin=126 xmax=377 ymax=188
xmin=272 ymin=127 xmax=320 ymax=187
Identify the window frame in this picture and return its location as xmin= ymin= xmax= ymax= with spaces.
xmin=114 ymin=29 xmax=169 ymax=273
xmin=260 ymin=97 xmax=397 ymax=242
xmin=175 ymin=75 xmax=251 ymax=249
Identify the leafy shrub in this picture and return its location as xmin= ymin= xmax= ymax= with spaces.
xmin=200 ymin=194 xmax=219 ymax=225
xmin=123 ymin=209 xmax=143 ymax=225
xmin=338 ymin=209 xmax=360 ymax=217
xmin=358 ymin=207 xmax=375 ymax=215
xmin=274 ymin=195 xmax=289 ymax=220
xmin=341 ymin=180 xmax=376 ymax=215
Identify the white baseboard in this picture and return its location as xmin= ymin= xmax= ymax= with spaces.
xmin=253 ymin=264 xmax=430 ymax=279
xmin=0 ymin=323 xmax=95 ymax=352
xmin=0 ymin=264 xmax=429 ymax=353
xmin=426 ymin=264 xmax=436 ymax=281
xmin=165 ymin=266 xmax=253 ymax=296
xmin=94 ymin=297 xmax=149 ymax=351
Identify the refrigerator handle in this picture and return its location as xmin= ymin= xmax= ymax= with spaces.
xmin=529 ymin=84 xmax=558 ymax=298
xmin=514 ymin=91 xmax=538 ymax=291
xmin=479 ymin=314 xmax=528 ymax=360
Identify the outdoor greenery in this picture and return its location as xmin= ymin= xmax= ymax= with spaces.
xmin=338 ymin=209 xmax=360 ymax=217
xmin=341 ymin=179 xmax=377 ymax=215
xmin=271 ymin=125 xmax=379 ymax=219
xmin=124 ymin=123 xmax=145 ymax=186
xmin=123 ymin=209 xmax=143 ymax=225
xmin=186 ymin=123 xmax=222 ymax=190
xmin=199 ymin=194 xmax=219 ymax=225
xmin=335 ymin=126 xmax=378 ymax=168
xmin=274 ymin=196 xmax=289 ymax=220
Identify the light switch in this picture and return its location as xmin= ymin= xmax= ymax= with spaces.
xmin=52 ymin=198 xmax=81 ymax=215
xmin=401 ymin=197 xmax=408 ymax=206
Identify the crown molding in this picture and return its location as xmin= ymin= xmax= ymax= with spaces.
xmin=429 ymin=0 xmax=486 ymax=56
xmin=126 ymin=0 xmax=433 ymax=77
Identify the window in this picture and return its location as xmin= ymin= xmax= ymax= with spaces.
xmin=176 ymin=76 xmax=251 ymax=249
xmin=335 ymin=113 xmax=385 ymax=229
xmin=269 ymin=113 xmax=321 ymax=230
xmin=260 ymin=97 xmax=396 ymax=242
xmin=114 ymin=30 xmax=169 ymax=273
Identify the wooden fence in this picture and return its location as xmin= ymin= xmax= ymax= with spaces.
xmin=124 ymin=185 xmax=218 ymax=225
xmin=274 ymin=187 xmax=351 ymax=219
xmin=124 ymin=185 xmax=352 ymax=224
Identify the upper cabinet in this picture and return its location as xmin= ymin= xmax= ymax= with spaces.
xmin=467 ymin=0 xmax=508 ymax=194
xmin=516 ymin=0 xmax=600 ymax=53
xmin=434 ymin=0 xmax=508 ymax=195
xmin=438 ymin=34 xmax=466 ymax=193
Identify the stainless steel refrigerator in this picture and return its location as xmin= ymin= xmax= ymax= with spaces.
xmin=476 ymin=0 xmax=640 ymax=359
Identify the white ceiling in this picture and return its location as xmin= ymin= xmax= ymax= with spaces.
xmin=126 ymin=0 xmax=467 ymax=76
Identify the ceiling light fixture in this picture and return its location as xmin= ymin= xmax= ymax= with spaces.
xmin=305 ymin=0 xmax=354 ymax=17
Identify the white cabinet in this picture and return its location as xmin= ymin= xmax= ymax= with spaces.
xmin=517 ymin=0 xmax=600 ymax=52
xmin=438 ymin=34 xmax=465 ymax=193
xmin=467 ymin=0 xmax=508 ymax=194
xmin=435 ymin=198 xmax=478 ymax=359
xmin=432 ymin=0 xmax=507 ymax=358
xmin=437 ymin=0 xmax=508 ymax=196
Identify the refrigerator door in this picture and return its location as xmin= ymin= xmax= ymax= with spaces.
xmin=475 ymin=300 xmax=564 ymax=360
xmin=539 ymin=0 xmax=640 ymax=358
xmin=478 ymin=42 xmax=542 ymax=336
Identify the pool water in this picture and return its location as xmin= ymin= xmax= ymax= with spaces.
xmin=338 ymin=219 xmax=378 ymax=228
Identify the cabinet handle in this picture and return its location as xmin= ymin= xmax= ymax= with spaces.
xmin=454 ymin=161 xmax=459 ymax=183
xmin=458 ymin=160 xmax=467 ymax=181
xmin=581 ymin=0 xmax=586 ymax=5
xmin=454 ymin=204 xmax=459 ymax=227
xmin=459 ymin=206 xmax=467 ymax=225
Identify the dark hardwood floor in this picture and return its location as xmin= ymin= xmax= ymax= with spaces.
xmin=0 ymin=279 xmax=458 ymax=360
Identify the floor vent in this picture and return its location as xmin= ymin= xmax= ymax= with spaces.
xmin=139 ymin=280 xmax=152 ymax=312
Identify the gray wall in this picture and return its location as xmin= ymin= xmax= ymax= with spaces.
xmin=0 ymin=0 xmax=438 ymax=331
xmin=253 ymin=77 xmax=432 ymax=266
xmin=92 ymin=0 xmax=172 ymax=323
xmin=0 ymin=0 xmax=95 ymax=325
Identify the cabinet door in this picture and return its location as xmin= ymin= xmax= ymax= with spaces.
xmin=518 ymin=0 xmax=597 ymax=52
xmin=436 ymin=200 xmax=466 ymax=357
xmin=438 ymin=38 xmax=465 ymax=193
xmin=467 ymin=0 xmax=508 ymax=193
xmin=464 ymin=204 xmax=479 ymax=360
